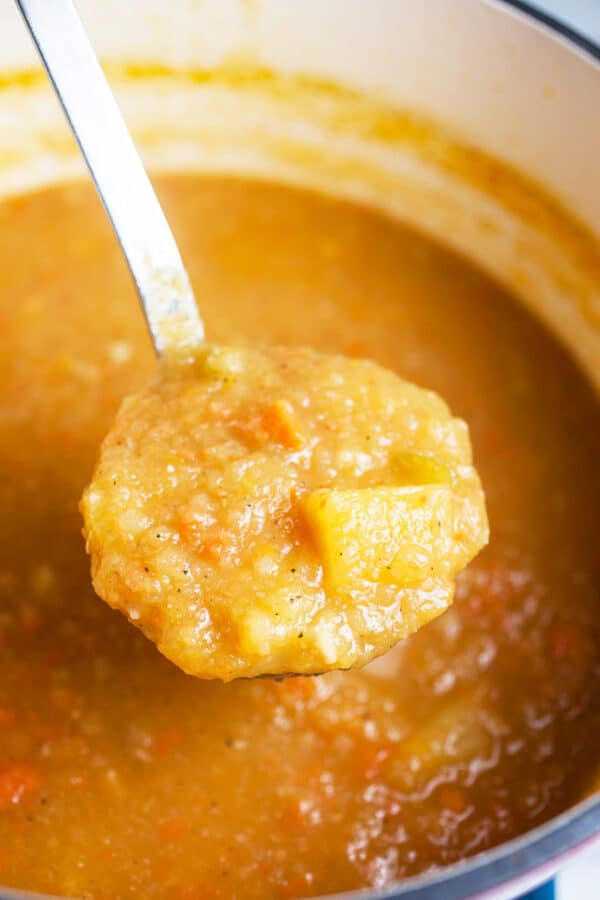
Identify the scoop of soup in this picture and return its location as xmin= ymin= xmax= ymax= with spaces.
xmin=81 ymin=343 xmax=488 ymax=680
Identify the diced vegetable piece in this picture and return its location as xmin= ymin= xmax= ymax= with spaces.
xmin=261 ymin=400 xmax=304 ymax=450
xmin=302 ymin=485 xmax=458 ymax=587
xmin=397 ymin=689 xmax=506 ymax=786
xmin=391 ymin=451 xmax=453 ymax=486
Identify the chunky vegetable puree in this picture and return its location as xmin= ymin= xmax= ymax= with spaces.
xmin=0 ymin=176 xmax=598 ymax=899
xmin=82 ymin=344 xmax=487 ymax=679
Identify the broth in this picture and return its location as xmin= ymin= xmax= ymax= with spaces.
xmin=0 ymin=175 xmax=599 ymax=898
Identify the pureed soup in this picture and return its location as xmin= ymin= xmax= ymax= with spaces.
xmin=81 ymin=342 xmax=488 ymax=681
xmin=0 ymin=175 xmax=599 ymax=899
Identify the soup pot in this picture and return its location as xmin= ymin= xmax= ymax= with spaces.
xmin=1 ymin=1 xmax=599 ymax=898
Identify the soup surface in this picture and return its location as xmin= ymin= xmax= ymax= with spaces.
xmin=0 ymin=175 xmax=599 ymax=899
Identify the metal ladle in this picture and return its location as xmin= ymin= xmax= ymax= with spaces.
xmin=15 ymin=0 xmax=205 ymax=356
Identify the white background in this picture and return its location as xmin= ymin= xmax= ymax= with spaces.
xmin=530 ymin=0 xmax=600 ymax=41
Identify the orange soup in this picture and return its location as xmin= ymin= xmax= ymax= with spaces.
xmin=0 ymin=176 xmax=599 ymax=899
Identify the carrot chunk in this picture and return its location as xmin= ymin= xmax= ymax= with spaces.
xmin=261 ymin=400 xmax=305 ymax=450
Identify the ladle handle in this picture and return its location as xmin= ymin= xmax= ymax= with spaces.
xmin=15 ymin=0 xmax=205 ymax=355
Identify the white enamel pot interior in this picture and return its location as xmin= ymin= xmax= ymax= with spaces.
xmin=0 ymin=1 xmax=599 ymax=898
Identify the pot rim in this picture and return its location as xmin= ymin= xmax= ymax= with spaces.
xmin=500 ymin=0 xmax=600 ymax=64
xmin=1 ymin=2 xmax=599 ymax=900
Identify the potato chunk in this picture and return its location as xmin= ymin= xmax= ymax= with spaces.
xmin=81 ymin=345 xmax=488 ymax=680
xmin=394 ymin=688 xmax=508 ymax=791
xmin=302 ymin=485 xmax=465 ymax=588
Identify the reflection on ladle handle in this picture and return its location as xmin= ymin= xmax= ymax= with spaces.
xmin=14 ymin=0 xmax=205 ymax=356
